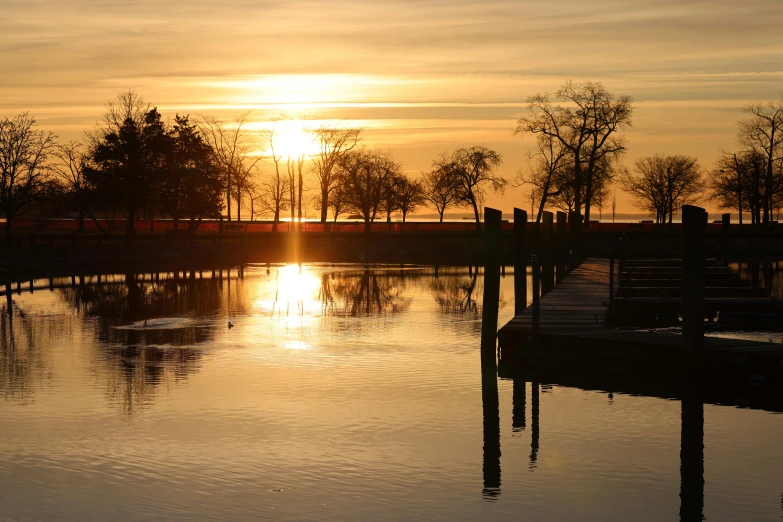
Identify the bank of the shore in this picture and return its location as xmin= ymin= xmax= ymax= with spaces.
xmin=3 ymin=226 xmax=783 ymax=282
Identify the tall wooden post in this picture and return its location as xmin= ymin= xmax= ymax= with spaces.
xmin=721 ymin=213 xmax=730 ymax=265
xmin=541 ymin=211 xmax=554 ymax=294
xmin=481 ymin=208 xmax=503 ymax=358
xmin=609 ymin=248 xmax=615 ymax=309
xmin=514 ymin=208 xmax=528 ymax=315
xmin=480 ymin=207 xmax=502 ymax=498
xmin=569 ymin=211 xmax=584 ymax=267
xmin=682 ymin=205 xmax=707 ymax=368
xmin=532 ymin=253 xmax=541 ymax=338
xmin=556 ymin=211 xmax=567 ymax=283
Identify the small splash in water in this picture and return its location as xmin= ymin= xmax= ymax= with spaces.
xmin=114 ymin=318 xmax=194 ymax=330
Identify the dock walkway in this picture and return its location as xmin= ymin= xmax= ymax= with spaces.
xmin=498 ymin=258 xmax=610 ymax=342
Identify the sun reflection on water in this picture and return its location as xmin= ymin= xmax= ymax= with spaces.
xmin=252 ymin=264 xmax=323 ymax=320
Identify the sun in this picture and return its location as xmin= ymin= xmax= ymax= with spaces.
xmin=267 ymin=119 xmax=320 ymax=159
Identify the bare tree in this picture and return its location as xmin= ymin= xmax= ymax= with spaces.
xmin=51 ymin=140 xmax=94 ymax=232
xmin=198 ymin=113 xmax=258 ymax=221
xmin=435 ymin=146 xmax=505 ymax=231
xmin=379 ymin=172 xmax=403 ymax=224
xmin=515 ymin=132 xmax=571 ymax=223
xmin=711 ymin=149 xmax=783 ymax=225
xmin=611 ymin=190 xmax=617 ymax=223
xmin=516 ymin=81 xmax=632 ymax=226
xmin=423 ymin=168 xmax=457 ymax=222
xmin=397 ymin=177 xmax=426 ymax=222
xmin=0 ymin=113 xmax=56 ymax=241
xmin=738 ymin=97 xmax=783 ymax=224
xmin=620 ymin=154 xmax=704 ymax=224
xmin=312 ymin=125 xmax=361 ymax=223
xmin=337 ymin=149 xmax=400 ymax=234
xmin=287 ymin=152 xmax=307 ymax=230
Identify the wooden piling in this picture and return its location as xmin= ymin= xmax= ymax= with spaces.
xmin=556 ymin=211 xmax=567 ymax=283
xmin=721 ymin=213 xmax=730 ymax=265
xmin=480 ymin=209 xmax=502 ymax=496
xmin=480 ymin=208 xmax=503 ymax=357
xmin=514 ymin=208 xmax=528 ymax=315
xmin=609 ymin=248 xmax=615 ymax=309
xmin=541 ymin=211 xmax=555 ymax=294
xmin=532 ymin=253 xmax=541 ymax=338
xmin=682 ymin=205 xmax=707 ymax=367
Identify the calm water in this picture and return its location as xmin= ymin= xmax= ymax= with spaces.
xmin=1 ymin=265 xmax=781 ymax=521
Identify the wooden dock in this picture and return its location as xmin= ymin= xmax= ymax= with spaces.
xmin=498 ymin=258 xmax=611 ymax=342
xmin=615 ymin=258 xmax=781 ymax=327
xmin=496 ymin=257 xmax=783 ymax=392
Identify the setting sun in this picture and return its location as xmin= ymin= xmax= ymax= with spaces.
xmin=263 ymin=119 xmax=320 ymax=159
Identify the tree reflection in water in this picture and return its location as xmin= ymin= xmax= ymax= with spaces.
xmin=57 ymin=273 xmax=221 ymax=415
xmin=319 ymin=269 xmax=412 ymax=316
xmin=0 ymin=288 xmax=54 ymax=405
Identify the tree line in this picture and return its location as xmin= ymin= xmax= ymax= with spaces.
xmin=516 ymin=82 xmax=783 ymax=225
xmin=2 ymin=82 xmax=783 ymax=241
xmin=0 ymin=91 xmax=508 ymax=239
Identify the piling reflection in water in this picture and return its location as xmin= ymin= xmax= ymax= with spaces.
xmin=530 ymin=381 xmax=540 ymax=470
xmin=512 ymin=378 xmax=526 ymax=431
xmin=679 ymin=375 xmax=705 ymax=522
xmin=481 ymin=353 xmax=501 ymax=499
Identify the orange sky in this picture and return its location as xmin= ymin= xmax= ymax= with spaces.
xmin=2 ymin=0 xmax=782 ymax=217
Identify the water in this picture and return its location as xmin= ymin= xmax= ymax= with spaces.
xmin=1 ymin=265 xmax=781 ymax=521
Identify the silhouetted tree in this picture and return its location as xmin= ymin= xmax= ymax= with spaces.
xmin=312 ymin=125 xmax=361 ymax=223
xmin=397 ymin=177 xmax=425 ymax=222
xmin=435 ymin=146 xmax=505 ymax=230
xmin=516 ymin=81 xmax=632 ymax=225
xmin=738 ymin=97 xmax=783 ymax=224
xmin=159 ymin=115 xmax=224 ymax=231
xmin=711 ymin=149 xmax=783 ymax=225
xmin=258 ymin=128 xmax=289 ymax=230
xmin=423 ymin=168 xmax=457 ymax=222
xmin=515 ymin=132 xmax=571 ymax=223
xmin=287 ymin=151 xmax=307 ymax=229
xmin=198 ymin=113 xmax=258 ymax=221
xmin=620 ymin=154 xmax=704 ymax=224
xmin=0 ymin=112 xmax=56 ymax=241
xmin=51 ymin=140 xmax=99 ymax=232
xmin=87 ymin=104 xmax=168 ymax=237
xmin=336 ymin=149 xmax=400 ymax=234
xmin=379 ymin=172 xmax=403 ymax=224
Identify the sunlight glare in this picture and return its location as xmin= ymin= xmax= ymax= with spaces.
xmin=267 ymin=119 xmax=319 ymax=159
xmin=252 ymin=264 xmax=322 ymax=317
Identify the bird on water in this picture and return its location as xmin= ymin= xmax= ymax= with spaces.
xmin=228 ymin=321 xmax=234 ymax=329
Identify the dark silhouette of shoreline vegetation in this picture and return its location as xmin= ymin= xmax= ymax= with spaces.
xmin=2 ymin=82 xmax=783 ymax=243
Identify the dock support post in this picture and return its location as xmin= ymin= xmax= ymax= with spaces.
xmin=480 ymin=208 xmax=502 ymax=358
xmin=609 ymin=248 xmax=615 ymax=309
xmin=541 ymin=211 xmax=554 ymax=294
xmin=721 ymin=213 xmax=730 ymax=266
xmin=532 ymin=253 xmax=541 ymax=338
xmin=682 ymin=205 xmax=707 ymax=368
xmin=480 ymin=207 xmax=502 ymax=498
xmin=514 ymin=208 xmax=528 ymax=314
xmin=556 ymin=211 xmax=567 ymax=283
